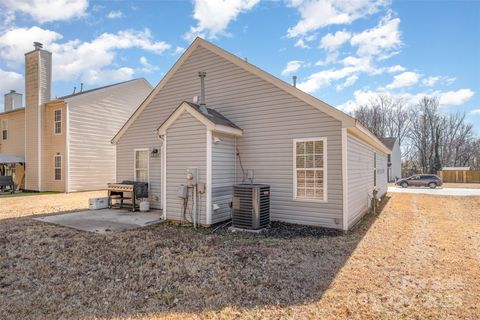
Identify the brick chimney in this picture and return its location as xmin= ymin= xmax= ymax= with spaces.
xmin=24 ymin=42 xmax=52 ymax=191
xmin=4 ymin=90 xmax=23 ymax=112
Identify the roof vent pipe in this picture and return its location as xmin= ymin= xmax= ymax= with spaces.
xmin=292 ymin=75 xmax=297 ymax=88
xmin=198 ymin=71 xmax=208 ymax=114
xmin=33 ymin=42 xmax=43 ymax=50
xmin=80 ymin=83 xmax=84 ymax=92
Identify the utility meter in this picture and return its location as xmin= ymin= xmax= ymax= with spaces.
xmin=186 ymin=168 xmax=198 ymax=187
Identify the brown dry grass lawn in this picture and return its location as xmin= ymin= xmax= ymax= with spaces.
xmin=0 ymin=192 xmax=479 ymax=319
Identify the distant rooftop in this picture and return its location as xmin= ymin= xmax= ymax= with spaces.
xmin=380 ymin=137 xmax=397 ymax=150
xmin=57 ymin=78 xmax=146 ymax=100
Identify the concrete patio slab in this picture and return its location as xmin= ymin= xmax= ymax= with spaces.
xmin=34 ymin=209 xmax=163 ymax=233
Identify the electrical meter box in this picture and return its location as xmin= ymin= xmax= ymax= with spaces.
xmin=186 ymin=168 xmax=198 ymax=187
xmin=177 ymin=184 xmax=188 ymax=199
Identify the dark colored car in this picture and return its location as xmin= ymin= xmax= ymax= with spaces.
xmin=396 ymin=174 xmax=443 ymax=189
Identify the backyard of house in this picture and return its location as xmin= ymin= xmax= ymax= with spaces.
xmin=0 ymin=191 xmax=479 ymax=319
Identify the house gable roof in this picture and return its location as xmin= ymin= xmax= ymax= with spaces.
xmin=111 ymin=37 xmax=389 ymax=154
xmin=380 ymin=137 xmax=398 ymax=150
xmin=158 ymin=101 xmax=242 ymax=136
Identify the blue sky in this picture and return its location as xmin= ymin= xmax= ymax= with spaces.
xmin=0 ymin=0 xmax=479 ymax=131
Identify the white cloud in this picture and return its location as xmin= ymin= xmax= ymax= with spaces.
xmin=439 ymin=89 xmax=474 ymax=106
xmin=106 ymin=10 xmax=124 ymax=19
xmin=319 ymin=30 xmax=351 ymax=51
xmin=82 ymin=67 xmax=135 ymax=85
xmin=470 ymin=108 xmax=480 ymax=115
xmin=139 ymin=56 xmax=159 ymax=73
xmin=422 ymin=75 xmax=456 ymax=87
xmin=184 ymin=0 xmax=260 ymax=40
xmin=0 ymin=68 xmax=23 ymax=111
xmin=0 ymin=26 xmax=171 ymax=86
xmin=299 ymin=55 xmax=377 ymax=93
xmin=294 ymin=39 xmax=310 ymax=49
xmin=350 ymin=16 xmax=401 ymax=58
xmin=0 ymin=26 xmax=62 ymax=64
xmin=287 ymin=0 xmax=386 ymax=37
xmin=1 ymin=0 xmax=89 ymax=23
xmin=174 ymin=46 xmax=185 ymax=55
xmin=386 ymin=71 xmax=419 ymax=89
xmin=282 ymin=60 xmax=302 ymax=76
xmin=338 ymin=88 xmax=475 ymax=113
xmin=386 ymin=65 xmax=405 ymax=73
xmin=315 ymin=52 xmax=339 ymax=66
xmin=336 ymin=74 xmax=358 ymax=91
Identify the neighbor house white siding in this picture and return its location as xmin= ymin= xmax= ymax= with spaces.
xmin=165 ymin=111 xmax=207 ymax=224
xmin=390 ymin=140 xmax=402 ymax=180
xmin=67 ymin=79 xmax=151 ymax=192
xmin=116 ymin=44 xmax=344 ymax=229
xmin=346 ymin=133 xmax=388 ymax=228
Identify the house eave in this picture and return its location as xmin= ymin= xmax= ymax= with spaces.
xmin=347 ymin=123 xmax=391 ymax=154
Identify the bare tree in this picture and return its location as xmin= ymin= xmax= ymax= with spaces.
xmin=350 ymin=94 xmax=480 ymax=174
xmin=353 ymin=94 xmax=410 ymax=146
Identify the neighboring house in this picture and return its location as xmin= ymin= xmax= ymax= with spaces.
xmin=112 ymin=37 xmax=390 ymax=230
xmin=381 ymin=137 xmax=401 ymax=181
xmin=0 ymin=42 xmax=152 ymax=192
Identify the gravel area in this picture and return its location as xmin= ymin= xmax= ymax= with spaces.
xmin=0 ymin=192 xmax=479 ymax=319
xmin=388 ymin=186 xmax=480 ymax=196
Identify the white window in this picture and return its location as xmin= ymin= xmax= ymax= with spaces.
xmin=294 ymin=138 xmax=327 ymax=201
xmin=134 ymin=149 xmax=149 ymax=182
xmin=54 ymin=155 xmax=62 ymax=181
xmin=54 ymin=109 xmax=62 ymax=134
xmin=1 ymin=119 xmax=8 ymax=140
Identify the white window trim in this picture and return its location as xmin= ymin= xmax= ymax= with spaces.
xmin=54 ymin=109 xmax=62 ymax=135
xmin=134 ymin=148 xmax=150 ymax=184
xmin=1 ymin=119 xmax=8 ymax=140
xmin=54 ymin=154 xmax=62 ymax=181
xmin=293 ymin=137 xmax=328 ymax=203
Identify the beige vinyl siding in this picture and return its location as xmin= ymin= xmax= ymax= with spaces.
xmin=67 ymin=79 xmax=151 ymax=192
xmin=0 ymin=109 xmax=25 ymax=158
xmin=165 ymin=111 xmax=207 ymax=224
xmin=24 ymin=49 xmax=51 ymax=191
xmin=211 ymin=133 xmax=235 ymax=224
xmin=117 ymin=45 xmax=344 ymax=228
xmin=42 ymin=102 xmax=66 ymax=192
xmin=346 ymin=133 xmax=388 ymax=228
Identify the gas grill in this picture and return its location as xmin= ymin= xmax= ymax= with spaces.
xmin=107 ymin=181 xmax=148 ymax=211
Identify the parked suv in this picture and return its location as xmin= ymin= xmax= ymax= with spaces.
xmin=396 ymin=174 xmax=443 ymax=189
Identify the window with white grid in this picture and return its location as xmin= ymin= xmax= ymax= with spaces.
xmin=54 ymin=109 xmax=62 ymax=134
xmin=134 ymin=149 xmax=149 ymax=182
xmin=294 ymin=138 xmax=327 ymax=201
xmin=54 ymin=155 xmax=62 ymax=181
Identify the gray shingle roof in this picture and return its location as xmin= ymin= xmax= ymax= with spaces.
xmin=380 ymin=137 xmax=397 ymax=150
xmin=184 ymin=101 xmax=241 ymax=130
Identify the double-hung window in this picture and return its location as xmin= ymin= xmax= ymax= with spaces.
xmin=1 ymin=119 xmax=8 ymax=140
xmin=54 ymin=155 xmax=62 ymax=181
xmin=294 ymin=138 xmax=327 ymax=201
xmin=134 ymin=149 xmax=149 ymax=182
xmin=54 ymin=109 xmax=62 ymax=134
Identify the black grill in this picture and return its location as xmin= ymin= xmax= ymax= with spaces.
xmin=232 ymin=184 xmax=270 ymax=230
